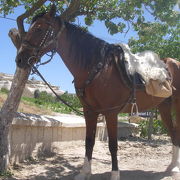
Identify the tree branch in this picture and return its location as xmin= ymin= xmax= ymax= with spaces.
xmin=8 ymin=28 xmax=21 ymax=50
xmin=60 ymin=0 xmax=80 ymax=21
xmin=17 ymin=0 xmax=47 ymax=39
xmin=124 ymin=21 xmax=130 ymax=37
xmin=79 ymin=10 xmax=96 ymax=16
xmin=144 ymin=5 xmax=154 ymax=17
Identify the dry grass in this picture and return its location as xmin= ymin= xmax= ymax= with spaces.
xmin=0 ymin=93 xmax=53 ymax=115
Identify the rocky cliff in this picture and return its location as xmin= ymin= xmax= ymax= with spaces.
xmin=0 ymin=72 xmax=64 ymax=98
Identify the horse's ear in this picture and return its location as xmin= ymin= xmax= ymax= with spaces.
xmin=48 ymin=4 xmax=56 ymax=17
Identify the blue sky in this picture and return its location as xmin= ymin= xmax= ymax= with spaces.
xmin=0 ymin=6 xmax=137 ymax=93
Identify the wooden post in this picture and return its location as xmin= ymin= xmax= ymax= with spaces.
xmin=148 ymin=110 xmax=154 ymax=140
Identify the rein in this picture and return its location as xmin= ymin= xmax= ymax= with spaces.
xmin=32 ymin=65 xmax=84 ymax=116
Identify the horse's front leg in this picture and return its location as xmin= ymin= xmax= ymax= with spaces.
xmin=105 ymin=112 xmax=120 ymax=180
xmin=74 ymin=109 xmax=98 ymax=180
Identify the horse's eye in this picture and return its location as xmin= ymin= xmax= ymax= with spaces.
xmin=34 ymin=28 xmax=42 ymax=33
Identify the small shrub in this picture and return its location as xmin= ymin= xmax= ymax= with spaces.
xmin=22 ymin=91 xmax=82 ymax=114
xmin=118 ymin=113 xmax=128 ymax=117
xmin=60 ymin=92 xmax=82 ymax=108
xmin=0 ymin=87 xmax=9 ymax=94
xmin=34 ymin=89 xmax=40 ymax=98
xmin=0 ymin=170 xmax=13 ymax=178
xmin=153 ymin=119 xmax=167 ymax=134
xmin=139 ymin=119 xmax=167 ymax=138
xmin=37 ymin=91 xmax=56 ymax=103
xmin=139 ymin=120 xmax=149 ymax=137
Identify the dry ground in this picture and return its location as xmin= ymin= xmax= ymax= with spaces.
xmin=2 ymin=135 xmax=179 ymax=180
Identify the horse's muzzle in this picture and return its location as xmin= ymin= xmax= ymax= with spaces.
xmin=16 ymin=52 xmax=34 ymax=69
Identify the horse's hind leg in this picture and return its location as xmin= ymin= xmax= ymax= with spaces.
xmin=168 ymin=97 xmax=180 ymax=175
xmin=158 ymin=98 xmax=174 ymax=140
xmin=159 ymin=97 xmax=180 ymax=175
xmin=105 ymin=112 xmax=120 ymax=180
xmin=74 ymin=109 xmax=98 ymax=180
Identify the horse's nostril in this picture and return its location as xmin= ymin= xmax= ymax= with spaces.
xmin=16 ymin=57 xmax=22 ymax=64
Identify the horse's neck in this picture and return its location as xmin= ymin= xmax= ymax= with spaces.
xmin=56 ymin=29 xmax=88 ymax=87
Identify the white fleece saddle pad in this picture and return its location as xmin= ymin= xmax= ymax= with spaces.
xmin=118 ymin=44 xmax=170 ymax=84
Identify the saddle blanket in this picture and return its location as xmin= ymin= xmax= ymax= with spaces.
xmin=119 ymin=44 xmax=172 ymax=97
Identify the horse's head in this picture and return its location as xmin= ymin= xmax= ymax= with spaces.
xmin=16 ymin=5 xmax=63 ymax=69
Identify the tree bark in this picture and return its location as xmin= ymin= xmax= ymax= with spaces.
xmin=0 ymin=67 xmax=31 ymax=172
xmin=0 ymin=126 xmax=10 ymax=172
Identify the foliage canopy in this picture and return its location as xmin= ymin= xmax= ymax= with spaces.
xmin=0 ymin=0 xmax=179 ymax=59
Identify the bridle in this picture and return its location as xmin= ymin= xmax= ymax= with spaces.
xmin=22 ymin=18 xmax=65 ymax=67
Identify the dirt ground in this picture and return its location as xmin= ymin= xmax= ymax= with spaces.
xmin=2 ymin=135 xmax=179 ymax=180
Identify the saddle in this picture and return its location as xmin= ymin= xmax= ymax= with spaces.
xmin=111 ymin=44 xmax=172 ymax=98
xmin=110 ymin=44 xmax=145 ymax=90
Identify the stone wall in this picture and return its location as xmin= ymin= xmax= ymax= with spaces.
xmin=9 ymin=113 xmax=138 ymax=164
xmin=9 ymin=113 xmax=105 ymax=163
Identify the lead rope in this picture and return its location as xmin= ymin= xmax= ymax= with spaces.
xmin=32 ymin=65 xmax=84 ymax=116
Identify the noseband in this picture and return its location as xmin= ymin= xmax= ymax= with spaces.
xmin=22 ymin=19 xmax=65 ymax=66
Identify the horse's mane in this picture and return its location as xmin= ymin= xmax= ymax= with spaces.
xmin=64 ymin=22 xmax=111 ymax=69
xmin=32 ymin=13 xmax=116 ymax=69
xmin=31 ymin=12 xmax=46 ymax=24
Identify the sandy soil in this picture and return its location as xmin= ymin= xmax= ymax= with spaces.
xmin=2 ymin=135 xmax=179 ymax=180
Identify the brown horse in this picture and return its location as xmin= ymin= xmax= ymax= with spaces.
xmin=15 ymin=6 xmax=180 ymax=180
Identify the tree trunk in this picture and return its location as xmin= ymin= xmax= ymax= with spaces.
xmin=0 ymin=67 xmax=31 ymax=172
xmin=0 ymin=126 xmax=10 ymax=172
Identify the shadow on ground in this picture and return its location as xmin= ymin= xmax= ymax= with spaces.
xmin=7 ymin=169 xmax=173 ymax=180
xmin=5 ymin=137 xmax=173 ymax=180
xmin=59 ymin=170 xmax=173 ymax=180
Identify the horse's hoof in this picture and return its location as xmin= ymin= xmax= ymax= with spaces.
xmin=110 ymin=171 xmax=120 ymax=180
xmin=166 ymin=165 xmax=180 ymax=180
xmin=74 ymin=172 xmax=91 ymax=180
xmin=166 ymin=164 xmax=180 ymax=173
xmin=171 ymin=171 xmax=180 ymax=180
xmin=172 ymin=166 xmax=180 ymax=173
